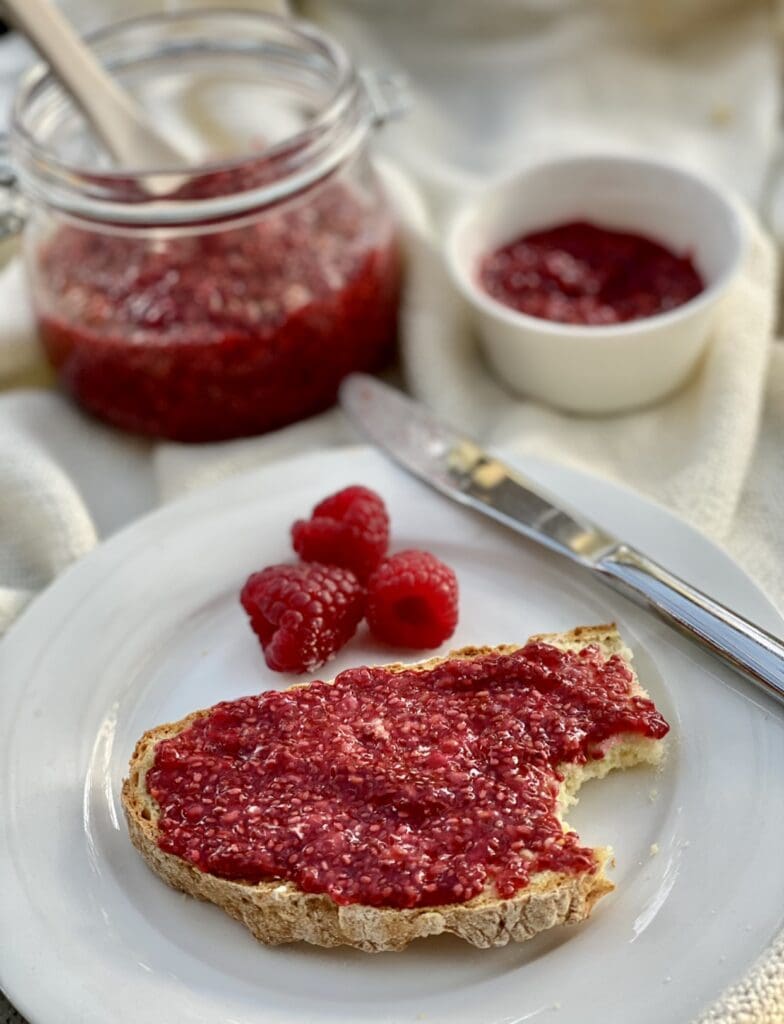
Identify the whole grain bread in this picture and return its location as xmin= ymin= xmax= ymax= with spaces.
xmin=122 ymin=623 xmax=666 ymax=952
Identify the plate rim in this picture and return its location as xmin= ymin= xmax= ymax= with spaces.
xmin=1 ymin=444 xmax=782 ymax=1024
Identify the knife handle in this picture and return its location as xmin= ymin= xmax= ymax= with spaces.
xmin=596 ymin=545 xmax=784 ymax=706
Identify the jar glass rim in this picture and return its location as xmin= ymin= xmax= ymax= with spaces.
xmin=10 ymin=8 xmax=372 ymax=225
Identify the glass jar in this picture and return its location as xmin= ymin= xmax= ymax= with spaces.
xmin=3 ymin=10 xmax=403 ymax=441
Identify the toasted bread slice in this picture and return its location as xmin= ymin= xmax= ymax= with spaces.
xmin=122 ymin=624 xmax=666 ymax=952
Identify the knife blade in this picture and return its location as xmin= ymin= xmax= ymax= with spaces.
xmin=340 ymin=373 xmax=784 ymax=707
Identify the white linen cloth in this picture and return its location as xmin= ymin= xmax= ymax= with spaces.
xmin=2 ymin=205 xmax=781 ymax=627
xmin=1 ymin=2 xmax=784 ymax=1023
xmin=1 ymin=1 xmax=782 ymax=624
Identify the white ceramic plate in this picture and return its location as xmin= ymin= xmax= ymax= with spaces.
xmin=2 ymin=446 xmax=783 ymax=1024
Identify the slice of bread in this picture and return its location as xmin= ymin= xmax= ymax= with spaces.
xmin=122 ymin=623 xmax=666 ymax=952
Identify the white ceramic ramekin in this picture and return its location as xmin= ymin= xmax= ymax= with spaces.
xmin=445 ymin=155 xmax=745 ymax=414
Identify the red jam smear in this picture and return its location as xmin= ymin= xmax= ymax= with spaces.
xmin=147 ymin=642 xmax=669 ymax=909
xmin=479 ymin=220 xmax=703 ymax=326
xmin=35 ymin=183 xmax=400 ymax=441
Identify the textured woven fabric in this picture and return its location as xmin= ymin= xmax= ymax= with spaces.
xmin=0 ymin=1003 xmax=26 ymax=1024
xmin=1 ymin=185 xmax=783 ymax=1024
xmin=401 ymin=207 xmax=784 ymax=616
xmin=2 ymin=0 xmax=783 ymax=1020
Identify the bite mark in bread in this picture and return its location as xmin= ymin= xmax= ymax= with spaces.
xmin=122 ymin=624 xmax=666 ymax=952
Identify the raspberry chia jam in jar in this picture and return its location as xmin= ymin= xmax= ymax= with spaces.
xmin=6 ymin=12 xmax=403 ymax=440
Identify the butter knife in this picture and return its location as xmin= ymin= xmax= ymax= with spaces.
xmin=340 ymin=374 xmax=784 ymax=707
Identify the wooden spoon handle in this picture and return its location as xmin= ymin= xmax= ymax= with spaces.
xmin=4 ymin=0 xmax=185 ymax=169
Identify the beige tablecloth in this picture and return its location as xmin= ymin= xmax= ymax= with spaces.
xmin=1 ymin=2 xmax=783 ymax=1022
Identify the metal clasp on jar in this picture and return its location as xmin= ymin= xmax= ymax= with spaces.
xmin=360 ymin=69 xmax=411 ymax=127
xmin=0 ymin=136 xmax=25 ymax=241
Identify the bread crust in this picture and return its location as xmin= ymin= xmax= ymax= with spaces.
xmin=122 ymin=623 xmax=664 ymax=952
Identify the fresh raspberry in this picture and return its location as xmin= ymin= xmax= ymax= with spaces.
xmin=291 ymin=485 xmax=390 ymax=581
xmin=240 ymin=563 xmax=365 ymax=674
xmin=366 ymin=550 xmax=459 ymax=650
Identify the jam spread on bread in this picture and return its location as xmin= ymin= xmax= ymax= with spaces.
xmin=146 ymin=642 xmax=669 ymax=908
xmin=479 ymin=220 xmax=703 ymax=325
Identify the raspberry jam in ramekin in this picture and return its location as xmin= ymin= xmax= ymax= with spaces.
xmin=479 ymin=220 xmax=703 ymax=326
